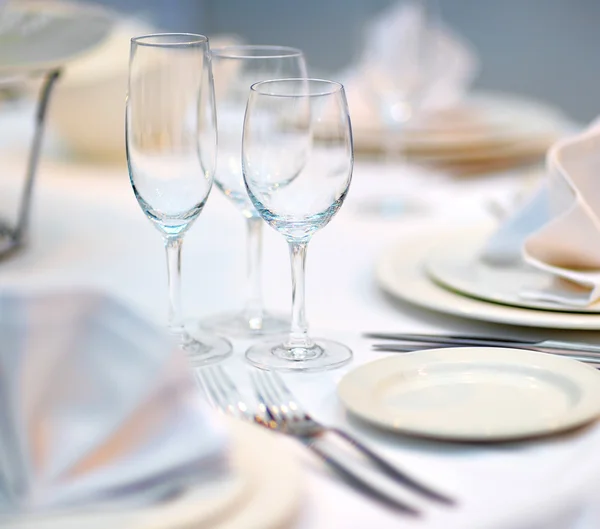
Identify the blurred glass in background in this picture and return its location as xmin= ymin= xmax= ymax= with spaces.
xmin=6 ymin=0 xmax=595 ymax=165
xmin=85 ymin=0 xmax=600 ymax=123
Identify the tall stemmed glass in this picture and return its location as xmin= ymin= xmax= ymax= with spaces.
xmin=242 ymin=79 xmax=353 ymax=371
xmin=126 ymin=33 xmax=231 ymax=366
xmin=360 ymin=0 xmax=439 ymax=217
xmin=199 ymin=46 xmax=307 ymax=337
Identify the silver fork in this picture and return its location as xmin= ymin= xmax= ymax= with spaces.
xmin=250 ymin=370 xmax=455 ymax=506
xmin=197 ymin=366 xmax=430 ymax=516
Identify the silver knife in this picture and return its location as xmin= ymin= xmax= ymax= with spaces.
xmin=365 ymin=332 xmax=600 ymax=356
xmin=371 ymin=342 xmax=600 ymax=365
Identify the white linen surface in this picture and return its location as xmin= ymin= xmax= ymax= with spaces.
xmin=0 ymin=290 xmax=228 ymax=517
xmin=1 ymin=94 xmax=600 ymax=527
xmin=1 ymin=145 xmax=600 ymax=528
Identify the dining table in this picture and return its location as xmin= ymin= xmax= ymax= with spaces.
xmin=2 ymin=98 xmax=600 ymax=529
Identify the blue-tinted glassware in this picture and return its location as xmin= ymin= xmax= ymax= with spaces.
xmin=126 ymin=33 xmax=231 ymax=366
xmin=197 ymin=45 xmax=307 ymax=338
xmin=242 ymin=79 xmax=354 ymax=371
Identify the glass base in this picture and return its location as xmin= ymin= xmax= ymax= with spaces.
xmin=198 ymin=311 xmax=288 ymax=338
xmin=245 ymin=337 xmax=352 ymax=372
xmin=176 ymin=329 xmax=232 ymax=368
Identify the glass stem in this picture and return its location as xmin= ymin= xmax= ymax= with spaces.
xmin=243 ymin=217 xmax=265 ymax=329
xmin=165 ymin=237 xmax=185 ymax=336
xmin=383 ymin=117 xmax=408 ymax=165
xmin=286 ymin=241 xmax=312 ymax=349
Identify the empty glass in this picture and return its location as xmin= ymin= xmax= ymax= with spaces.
xmin=358 ymin=0 xmax=440 ymax=217
xmin=126 ymin=33 xmax=231 ymax=366
xmin=242 ymin=79 xmax=353 ymax=371
xmin=199 ymin=45 xmax=307 ymax=337
xmin=366 ymin=0 xmax=438 ymax=153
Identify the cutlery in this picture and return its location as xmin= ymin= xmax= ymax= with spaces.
xmin=197 ymin=366 xmax=454 ymax=515
xmin=371 ymin=342 xmax=600 ymax=367
xmin=365 ymin=332 xmax=600 ymax=356
xmin=251 ymin=369 xmax=454 ymax=505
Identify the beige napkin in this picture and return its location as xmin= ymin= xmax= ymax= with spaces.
xmin=0 ymin=290 xmax=229 ymax=518
xmin=520 ymin=121 xmax=600 ymax=306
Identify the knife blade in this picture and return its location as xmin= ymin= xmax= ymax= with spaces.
xmin=371 ymin=342 xmax=600 ymax=365
xmin=365 ymin=332 xmax=600 ymax=356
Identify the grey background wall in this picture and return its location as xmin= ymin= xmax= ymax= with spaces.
xmin=91 ymin=0 xmax=600 ymax=122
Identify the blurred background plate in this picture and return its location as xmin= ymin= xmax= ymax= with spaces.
xmin=352 ymin=92 xmax=572 ymax=169
xmin=0 ymin=0 xmax=114 ymax=73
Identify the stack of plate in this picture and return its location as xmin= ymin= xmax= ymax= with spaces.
xmin=351 ymin=93 xmax=571 ymax=175
xmin=376 ymin=227 xmax=600 ymax=330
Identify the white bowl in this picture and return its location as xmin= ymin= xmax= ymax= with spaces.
xmin=49 ymin=25 xmax=241 ymax=164
xmin=48 ymin=19 xmax=152 ymax=163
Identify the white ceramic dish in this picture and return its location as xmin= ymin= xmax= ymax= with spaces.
xmin=0 ymin=1 xmax=113 ymax=73
xmin=12 ymin=420 xmax=301 ymax=529
xmin=376 ymin=231 xmax=600 ymax=329
xmin=48 ymin=27 xmax=238 ymax=162
xmin=338 ymin=347 xmax=600 ymax=442
xmin=425 ymin=231 xmax=600 ymax=313
xmin=352 ymin=92 xmax=570 ymax=162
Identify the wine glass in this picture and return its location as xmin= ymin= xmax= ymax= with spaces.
xmin=242 ymin=79 xmax=353 ymax=371
xmin=126 ymin=33 xmax=231 ymax=366
xmin=359 ymin=0 xmax=439 ymax=216
xmin=198 ymin=45 xmax=307 ymax=337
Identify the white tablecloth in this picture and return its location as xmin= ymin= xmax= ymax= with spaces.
xmin=2 ymin=108 xmax=600 ymax=528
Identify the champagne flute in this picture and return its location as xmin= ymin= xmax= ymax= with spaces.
xmin=126 ymin=33 xmax=231 ymax=366
xmin=198 ymin=45 xmax=307 ymax=337
xmin=242 ymin=79 xmax=353 ymax=371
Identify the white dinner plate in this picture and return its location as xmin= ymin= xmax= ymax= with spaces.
xmin=13 ymin=420 xmax=301 ymax=529
xmin=0 ymin=0 xmax=114 ymax=73
xmin=425 ymin=230 xmax=600 ymax=313
xmin=338 ymin=347 xmax=600 ymax=442
xmin=376 ymin=230 xmax=600 ymax=329
xmin=352 ymin=92 xmax=569 ymax=163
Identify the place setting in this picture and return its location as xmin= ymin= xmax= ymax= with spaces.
xmin=4 ymin=1 xmax=600 ymax=529
xmin=343 ymin=1 xmax=571 ymax=177
xmin=374 ymin=112 xmax=600 ymax=330
xmin=340 ymin=0 xmax=573 ymax=224
xmin=356 ymin=96 xmax=600 ymax=452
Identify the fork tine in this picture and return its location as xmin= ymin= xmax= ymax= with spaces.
xmin=250 ymin=370 xmax=283 ymax=422
xmin=214 ymin=366 xmax=253 ymax=420
xmin=269 ymin=372 xmax=304 ymax=420
xmin=216 ymin=365 xmax=251 ymax=420
xmin=260 ymin=371 xmax=301 ymax=422
xmin=213 ymin=365 xmax=240 ymax=401
xmin=198 ymin=366 xmax=249 ymax=420
xmin=261 ymin=372 xmax=291 ymax=420
xmin=196 ymin=368 xmax=227 ymax=411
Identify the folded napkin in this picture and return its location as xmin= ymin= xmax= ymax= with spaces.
xmin=0 ymin=290 xmax=229 ymax=519
xmin=482 ymin=119 xmax=600 ymax=306
xmin=481 ymin=186 xmax=551 ymax=267
xmin=343 ymin=0 xmax=479 ymax=131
